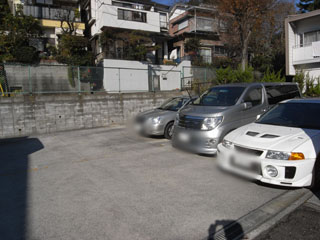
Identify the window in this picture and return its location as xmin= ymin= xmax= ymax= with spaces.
xmin=243 ymin=88 xmax=262 ymax=107
xmin=214 ymin=46 xmax=227 ymax=56
xmin=35 ymin=0 xmax=53 ymax=5
xmin=265 ymin=85 xmax=300 ymax=105
xmin=178 ymin=20 xmax=188 ymax=30
xmin=160 ymin=13 xmax=167 ymax=28
xmin=193 ymin=87 xmax=245 ymax=106
xmin=199 ymin=48 xmax=212 ymax=64
xmin=302 ymin=30 xmax=320 ymax=45
xmin=118 ymin=9 xmax=146 ymax=23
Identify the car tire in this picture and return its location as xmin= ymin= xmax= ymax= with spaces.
xmin=164 ymin=122 xmax=174 ymax=140
xmin=310 ymin=157 xmax=320 ymax=190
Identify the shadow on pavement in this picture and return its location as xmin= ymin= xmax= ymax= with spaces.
xmin=0 ymin=137 xmax=44 ymax=240
xmin=207 ymin=220 xmax=244 ymax=240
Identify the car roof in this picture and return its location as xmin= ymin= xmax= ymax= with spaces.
xmin=282 ymin=98 xmax=320 ymax=104
xmin=210 ymin=82 xmax=297 ymax=89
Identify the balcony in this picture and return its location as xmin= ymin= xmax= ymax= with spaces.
xmin=292 ymin=42 xmax=320 ymax=65
xmin=22 ymin=5 xmax=81 ymax=22
xmin=190 ymin=17 xmax=219 ymax=33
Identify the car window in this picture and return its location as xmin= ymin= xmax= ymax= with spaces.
xmin=265 ymin=85 xmax=300 ymax=105
xmin=256 ymin=102 xmax=320 ymax=130
xmin=158 ymin=98 xmax=185 ymax=111
xmin=243 ymin=88 xmax=262 ymax=107
xmin=193 ymin=87 xmax=245 ymax=106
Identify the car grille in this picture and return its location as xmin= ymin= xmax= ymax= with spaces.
xmin=234 ymin=145 xmax=263 ymax=156
xmin=178 ymin=115 xmax=204 ymax=130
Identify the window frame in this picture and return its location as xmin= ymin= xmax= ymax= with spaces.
xmin=243 ymin=87 xmax=263 ymax=107
xmin=117 ymin=8 xmax=147 ymax=23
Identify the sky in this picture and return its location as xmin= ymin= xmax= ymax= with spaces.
xmin=153 ymin=0 xmax=175 ymax=6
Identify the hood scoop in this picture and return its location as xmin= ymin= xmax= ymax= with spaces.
xmin=246 ymin=131 xmax=259 ymax=137
xmin=260 ymin=134 xmax=280 ymax=139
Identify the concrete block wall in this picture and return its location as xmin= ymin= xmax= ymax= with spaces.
xmin=0 ymin=91 xmax=184 ymax=139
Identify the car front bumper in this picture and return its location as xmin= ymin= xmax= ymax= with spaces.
xmin=217 ymin=143 xmax=316 ymax=187
xmin=171 ymin=125 xmax=223 ymax=155
xmin=135 ymin=121 xmax=165 ymax=136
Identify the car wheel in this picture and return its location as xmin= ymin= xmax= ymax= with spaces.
xmin=310 ymin=157 xmax=320 ymax=190
xmin=164 ymin=122 xmax=174 ymax=140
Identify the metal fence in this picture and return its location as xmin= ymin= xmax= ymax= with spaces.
xmin=0 ymin=63 xmax=216 ymax=96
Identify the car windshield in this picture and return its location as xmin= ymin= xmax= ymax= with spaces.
xmin=256 ymin=102 xmax=320 ymax=130
xmin=193 ymin=87 xmax=245 ymax=106
xmin=158 ymin=98 xmax=187 ymax=111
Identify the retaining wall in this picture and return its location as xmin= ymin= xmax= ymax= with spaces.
xmin=0 ymin=91 xmax=184 ymax=139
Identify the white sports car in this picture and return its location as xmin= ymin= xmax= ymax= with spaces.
xmin=217 ymin=98 xmax=320 ymax=188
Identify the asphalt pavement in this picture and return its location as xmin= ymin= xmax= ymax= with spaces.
xmin=0 ymin=126 xmax=288 ymax=240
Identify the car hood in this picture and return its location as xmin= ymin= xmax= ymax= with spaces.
xmin=226 ymin=123 xmax=320 ymax=152
xmin=179 ymin=104 xmax=228 ymax=117
xmin=137 ymin=108 xmax=176 ymax=120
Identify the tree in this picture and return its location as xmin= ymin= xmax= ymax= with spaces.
xmin=55 ymin=34 xmax=94 ymax=66
xmin=56 ymin=8 xmax=81 ymax=35
xmin=209 ymin=0 xmax=279 ymax=71
xmin=0 ymin=5 xmax=42 ymax=63
xmin=52 ymin=7 xmax=94 ymax=66
xmin=100 ymin=29 xmax=158 ymax=61
xmin=0 ymin=0 xmax=9 ymax=25
xmin=297 ymin=0 xmax=320 ymax=12
xmin=250 ymin=0 xmax=296 ymax=74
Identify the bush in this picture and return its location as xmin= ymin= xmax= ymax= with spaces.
xmin=261 ymin=69 xmax=285 ymax=82
xmin=215 ymin=65 xmax=254 ymax=84
xmin=215 ymin=66 xmax=236 ymax=84
xmin=293 ymin=71 xmax=320 ymax=97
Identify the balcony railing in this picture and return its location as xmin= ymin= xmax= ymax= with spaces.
xmin=292 ymin=42 xmax=320 ymax=65
xmin=190 ymin=17 xmax=219 ymax=33
xmin=160 ymin=21 xmax=168 ymax=29
xmin=22 ymin=5 xmax=81 ymax=22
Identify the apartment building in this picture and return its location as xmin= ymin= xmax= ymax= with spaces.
xmin=285 ymin=9 xmax=320 ymax=79
xmin=81 ymin=0 xmax=170 ymax=64
xmin=7 ymin=0 xmax=85 ymax=52
xmin=169 ymin=4 xmax=227 ymax=64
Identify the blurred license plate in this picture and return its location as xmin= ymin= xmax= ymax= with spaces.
xmin=178 ymin=132 xmax=190 ymax=142
xmin=233 ymin=156 xmax=253 ymax=168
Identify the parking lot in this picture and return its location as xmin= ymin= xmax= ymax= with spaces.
xmin=0 ymin=126 xmax=288 ymax=240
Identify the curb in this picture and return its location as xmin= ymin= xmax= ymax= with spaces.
xmin=209 ymin=188 xmax=313 ymax=240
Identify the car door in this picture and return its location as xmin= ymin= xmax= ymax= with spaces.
xmin=241 ymin=86 xmax=267 ymax=125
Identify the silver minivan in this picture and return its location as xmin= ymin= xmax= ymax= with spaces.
xmin=172 ymin=82 xmax=302 ymax=154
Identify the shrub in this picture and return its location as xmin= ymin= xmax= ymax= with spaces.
xmin=215 ymin=66 xmax=236 ymax=84
xmin=216 ymin=65 xmax=254 ymax=84
xmin=261 ymin=69 xmax=285 ymax=82
xmin=293 ymin=71 xmax=320 ymax=97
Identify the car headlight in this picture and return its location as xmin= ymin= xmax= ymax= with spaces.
xmin=222 ymin=139 xmax=233 ymax=149
xmin=266 ymin=151 xmax=305 ymax=160
xmin=152 ymin=116 xmax=161 ymax=125
xmin=201 ymin=116 xmax=223 ymax=130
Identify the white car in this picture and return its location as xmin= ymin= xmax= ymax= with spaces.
xmin=217 ymin=98 xmax=320 ymax=188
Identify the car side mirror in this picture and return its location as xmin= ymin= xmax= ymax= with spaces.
xmin=243 ymin=102 xmax=253 ymax=110
xmin=256 ymin=114 xmax=261 ymax=120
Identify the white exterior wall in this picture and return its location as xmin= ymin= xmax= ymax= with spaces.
xmin=90 ymin=0 xmax=161 ymax=36
xmin=288 ymin=23 xmax=296 ymax=75
xmin=103 ymin=59 xmax=192 ymax=92
xmin=287 ymin=14 xmax=320 ymax=78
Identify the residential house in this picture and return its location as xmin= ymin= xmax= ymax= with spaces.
xmin=7 ymin=0 xmax=85 ymax=53
xmin=168 ymin=3 xmax=228 ymax=64
xmin=285 ymin=9 xmax=320 ymax=80
xmin=80 ymin=0 xmax=171 ymax=64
